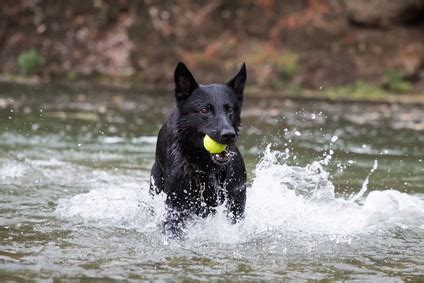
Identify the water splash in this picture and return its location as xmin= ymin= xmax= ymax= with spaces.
xmin=349 ymin=159 xmax=378 ymax=203
xmin=55 ymin=146 xmax=424 ymax=243
xmin=56 ymin=182 xmax=166 ymax=231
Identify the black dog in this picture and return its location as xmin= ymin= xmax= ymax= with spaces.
xmin=150 ymin=62 xmax=247 ymax=237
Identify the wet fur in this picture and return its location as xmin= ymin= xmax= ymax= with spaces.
xmin=150 ymin=62 xmax=247 ymax=238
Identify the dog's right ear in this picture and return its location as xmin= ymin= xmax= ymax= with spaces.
xmin=174 ymin=62 xmax=198 ymax=100
xmin=226 ymin=63 xmax=246 ymax=101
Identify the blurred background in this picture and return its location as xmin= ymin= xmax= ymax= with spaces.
xmin=1 ymin=0 xmax=424 ymax=100
xmin=1 ymin=1 xmax=424 ymax=281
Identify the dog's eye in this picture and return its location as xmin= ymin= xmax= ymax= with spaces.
xmin=227 ymin=107 xmax=234 ymax=114
xmin=200 ymin=107 xmax=210 ymax=114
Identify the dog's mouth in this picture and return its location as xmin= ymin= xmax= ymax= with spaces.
xmin=211 ymin=148 xmax=232 ymax=165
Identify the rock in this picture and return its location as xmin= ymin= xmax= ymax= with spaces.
xmin=344 ymin=0 xmax=424 ymax=26
xmin=397 ymin=44 xmax=424 ymax=78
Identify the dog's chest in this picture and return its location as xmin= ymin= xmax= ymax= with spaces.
xmin=189 ymin=171 xmax=227 ymax=208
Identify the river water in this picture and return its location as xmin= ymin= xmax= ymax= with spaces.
xmin=1 ymin=83 xmax=423 ymax=281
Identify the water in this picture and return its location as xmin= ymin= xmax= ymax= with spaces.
xmin=1 ymin=83 xmax=424 ymax=281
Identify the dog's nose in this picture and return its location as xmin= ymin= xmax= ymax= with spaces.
xmin=220 ymin=129 xmax=236 ymax=142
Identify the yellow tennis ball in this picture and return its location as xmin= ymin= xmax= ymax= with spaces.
xmin=203 ymin=135 xmax=227 ymax=154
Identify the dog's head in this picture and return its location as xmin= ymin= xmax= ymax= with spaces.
xmin=173 ymin=62 xmax=246 ymax=165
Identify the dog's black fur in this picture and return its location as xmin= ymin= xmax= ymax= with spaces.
xmin=149 ymin=62 xmax=247 ymax=237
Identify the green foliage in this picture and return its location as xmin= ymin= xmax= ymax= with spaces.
xmin=274 ymin=52 xmax=299 ymax=80
xmin=67 ymin=71 xmax=77 ymax=81
xmin=269 ymin=52 xmax=299 ymax=88
xmin=17 ymin=49 xmax=44 ymax=76
xmin=325 ymin=80 xmax=388 ymax=100
xmin=385 ymin=70 xmax=413 ymax=93
xmin=237 ymin=263 xmax=253 ymax=273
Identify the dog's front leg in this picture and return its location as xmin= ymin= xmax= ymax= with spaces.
xmin=149 ymin=162 xmax=164 ymax=195
xmin=226 ymin=185 xmax=246 ymax=224
xmin=163 ymin=210 xmax=185 ymax=239
xmin=163 ymin=197 xmax=189 ymax=239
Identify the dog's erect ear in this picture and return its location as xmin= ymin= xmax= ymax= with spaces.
xmin=226 ymin=63 xmax=246 ymax=101
xmin=174 ymin=62 xmax=198 ymax=100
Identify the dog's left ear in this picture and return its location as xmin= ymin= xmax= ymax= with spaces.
xmin=226 ymin=63 xmax=246 ymax=101
xmin=174 ymin=62 xmax=199 ymax=101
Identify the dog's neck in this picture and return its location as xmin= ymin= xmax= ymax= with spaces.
xmin=171 ymin=138 xmax=225 ymax=176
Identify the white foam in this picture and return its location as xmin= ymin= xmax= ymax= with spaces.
xmin=131 ymin=136 xmax=158 ymax=144
xmin=56 ymin=181 xmax=166 ymax=230
xmin=0 ymin=161 xmax=27 ymax=180
xmin=55 ymin=147 xmax=424 ymax=242
xmin=240 ymin=147 xmax=424 ymax=238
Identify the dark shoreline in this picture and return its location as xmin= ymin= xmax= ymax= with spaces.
xmin=1 ymin=76 xmax=423 ymax=107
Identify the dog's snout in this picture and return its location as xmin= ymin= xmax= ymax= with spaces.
xmin=220 ymin=129 xmax=236 ymax=142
